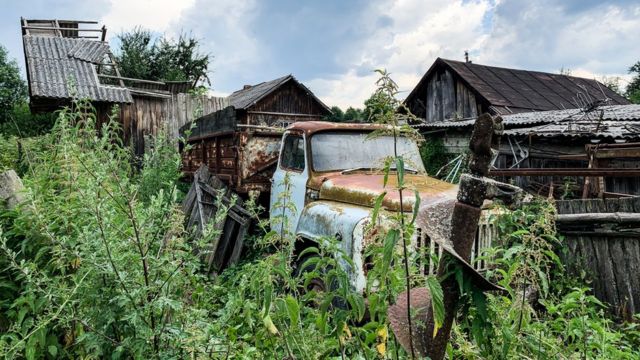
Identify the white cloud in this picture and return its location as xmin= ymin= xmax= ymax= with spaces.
xmin=480 ymin=1 xmax=640 ymax=92
xmin=178 ymin=0 xmax=262 ymax=92
xmin=308 ymin=0 xmax=493 ymax=108
xmin=101 ymin=0 xmax=197 ymax=36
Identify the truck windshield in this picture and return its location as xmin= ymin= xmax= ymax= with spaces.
xmin=311 ymin=131 xmax=426 ymax=172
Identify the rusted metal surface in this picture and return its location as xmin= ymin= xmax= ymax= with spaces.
xmin=296 ymin=201 xmax=372 ymax=292
xmin=181 ymin=107 xmax=284 ymax=193
xmin=317 ymin=173 xmax=457 ymax=212
xmin=182 ymin=165 xmax=251 ymax=274
xmin=287 ymin=121 xmax=393 ymax=137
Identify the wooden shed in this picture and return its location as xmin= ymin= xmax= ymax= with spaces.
xmin=405 ymin=57 xmax=629 ymax=123
xmin=227 ymin=75 xmax=331 ymax=127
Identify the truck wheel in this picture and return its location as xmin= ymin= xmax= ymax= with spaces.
xmin=294 ymin=254 xmax=347 ymax=309
xmin=294 ymin=255 xmax=328 ymax=294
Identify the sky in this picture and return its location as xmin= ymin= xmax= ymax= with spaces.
xmin=2 ymin=0 xmax=639 ymax=108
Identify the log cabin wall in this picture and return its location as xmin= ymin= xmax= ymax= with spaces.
xmin=425 ymin=69 xmax=481 ymax=122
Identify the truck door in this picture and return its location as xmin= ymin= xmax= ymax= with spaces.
xmin=270 ymin=132 xmax=308 ymax=238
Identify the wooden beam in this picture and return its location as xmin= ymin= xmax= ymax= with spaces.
xmin=557 ymin=212 xmax=640 ymax=224
xmin=489 ymin=168 xmax=640 ymax=177
xmin=21 ymin=26 xmax=104 ymax=32
xmin=98 ymin=74 xmax=165 ymax=85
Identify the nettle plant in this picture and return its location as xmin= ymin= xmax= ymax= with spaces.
xmin=451 ymin=200 xmax=640 ymax=359
xmin=0 ymin=98 xmax=214 ymax=358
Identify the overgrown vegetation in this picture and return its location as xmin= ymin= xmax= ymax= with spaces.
xmin=1 ymin=73 xmax=639 ymax=359
xmin=419 ymin=137 xmax=455 ymax=176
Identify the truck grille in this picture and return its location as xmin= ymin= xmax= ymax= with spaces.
xmin=417 ymin=211 xmax=497 ymax=275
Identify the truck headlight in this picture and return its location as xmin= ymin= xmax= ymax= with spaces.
xmin=305 ymin=188 xmax=319 ymax=203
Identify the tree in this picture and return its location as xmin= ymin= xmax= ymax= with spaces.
xmin=0 ymin=45 xmax=27 ymax=124
xmin=599 ymin=75 xmax=623 ymax=96
xmin=626 ymin=61 xmax=640 ymax=104
xmin=115 ymin=28 xmax=211 ymax=86
xmin=324 ymin=106 xmax=344 ymax=122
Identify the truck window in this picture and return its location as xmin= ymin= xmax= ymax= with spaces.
xmin=280 ymin=135 xmax=305 ymax=171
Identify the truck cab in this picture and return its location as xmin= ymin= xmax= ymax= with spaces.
xmin=269 ymin=122 xmax=461 ymax=292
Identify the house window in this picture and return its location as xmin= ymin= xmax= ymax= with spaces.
xmin=280 ymin=135 xmax=305 ymax=171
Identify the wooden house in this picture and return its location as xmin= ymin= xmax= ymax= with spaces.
xmin=416 ymin=104 xmax=640 ymax=198
xmin=405 ymin=57 xmax=629 ymax=123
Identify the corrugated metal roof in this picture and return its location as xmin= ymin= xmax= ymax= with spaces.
xmin=416 ymin=104 xmax=640 ymax=130
xmin=502 ymin=105 xmax=640 ymax=139
xmin=405 ymin=58 xmax=630 ymax=117
xmin=23 ymin=35 xmax=132 ymax=103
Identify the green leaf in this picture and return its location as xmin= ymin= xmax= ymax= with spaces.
xmin=298 ymin=246 xmax=319 ymax=260
xmin=410 ymin=189 xmax=421 ymax=225
xmin=285 ymin=295 xmax=300 ymax=328
xmin=395 ymin=156 xmax=405 ymax=187
xmin=472 ymin=289 xmax=488 ymax=321
xmin=382 ymin=229 xmax=399 ymax=277
xmin=263 ymin=281 xmax=273 ymax=315
xmin=370 ymin=191 xmax=387 ymax=224
xmin=427 ymin=275 xmax=444 ymax=338
xmin=347 ymin=293 xmax=366 ymax=322
xmin=383 ymin=158 xmax=392 ymax=187
xmin=48 ymin=345 xmax=58 ymax=357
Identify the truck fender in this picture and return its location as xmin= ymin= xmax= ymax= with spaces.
xmin=295 ymin=201 xmax=371 ymax=292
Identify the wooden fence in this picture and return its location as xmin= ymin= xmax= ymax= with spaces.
xmin=556 ymin=198 xmax=640 ymax=320
xmin=119 ymin=93 xmax=229 ymax=156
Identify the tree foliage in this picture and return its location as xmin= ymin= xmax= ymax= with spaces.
xmin=115 ymin=28 xmax=211 ymax=86
xmin=627 ymin=61 xmax=640 ymax=104
xmin=0 ymin=45 xmax=27 ymax=125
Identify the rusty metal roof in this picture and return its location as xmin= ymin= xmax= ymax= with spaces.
xmin=23 ymin=35 xmax=132 ymax=103
xmin=228 ymin=74 xmax=330 ymax=112
xmin=406 ymin=58 xmax=630 ymax=115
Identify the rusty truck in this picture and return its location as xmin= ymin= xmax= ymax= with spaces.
xmin=180 ymin=107 xmax=510 ymax=291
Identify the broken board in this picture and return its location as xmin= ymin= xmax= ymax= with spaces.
xmin=182 ymin=165 xmax=252 ymax=275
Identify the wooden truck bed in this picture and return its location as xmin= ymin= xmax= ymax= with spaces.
xmin=180 ymin=106 xmax=284 ymax=194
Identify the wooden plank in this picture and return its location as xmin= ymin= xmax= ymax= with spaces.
xmin=442 ymin=70 xmax=455 ymax=120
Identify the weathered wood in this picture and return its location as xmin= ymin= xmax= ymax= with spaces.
xmin=182 ymin=166 xmax=252 ymax=275
xmin=556 ymin=198 xmax=640 ymax=318
xmin=442 ymin=70 xmax=455 ymax=120
xmin=427 ymin=77 xmax=437 ymax=122
xmin=556 ymin=212 xmax=640 ymax=224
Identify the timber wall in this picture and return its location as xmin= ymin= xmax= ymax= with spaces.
xmin=556 ymin=198 xmax=640 ymax=320
xmin=119 ymin=93 xmax=228 ymax=156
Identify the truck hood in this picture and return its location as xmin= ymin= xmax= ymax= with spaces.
xmin=318 ymin=172 xmax=458 ymax=212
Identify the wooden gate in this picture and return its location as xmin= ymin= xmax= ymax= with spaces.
xmin=556 ymin=198 xmax=640 ymax=320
